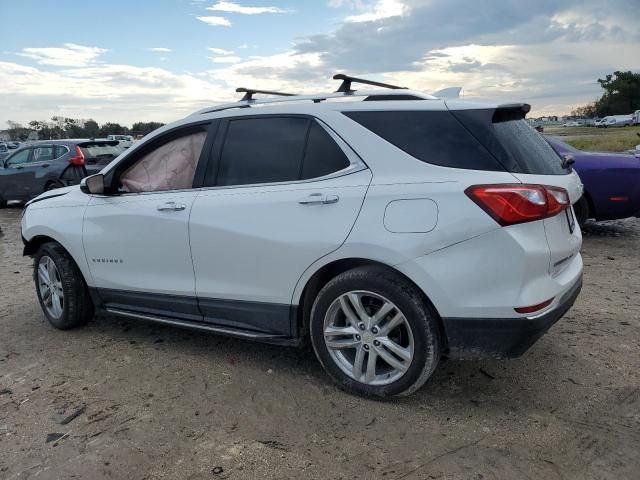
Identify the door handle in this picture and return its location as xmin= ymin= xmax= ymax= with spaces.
xmin=157 ymin=201 xmax=187 ymax=212
xmin=298 ymin=193 xmax=339 ymax=205
xmin=41 ymin=163 xmax=50 ymax=168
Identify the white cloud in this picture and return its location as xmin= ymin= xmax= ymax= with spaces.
xmin=196 ymin=15 xmax=232 ymax=26
xmin=210 ymin=55 xmax=243 ymax=63
xmin=209 ymin=47 xmax=235 ymax=55
xmin=148 ymin=47 xmax=172 ymax=53
xmin=345 ymin=0 xmax=405 ymax=22
xmin=17 ymin=43 xmax=107 ymax=67
xmin=0 ymin=60 xmax=233 ymax=125
xmin=206 ymin=1 xmax=291 ymax=15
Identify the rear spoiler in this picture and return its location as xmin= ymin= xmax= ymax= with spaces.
xmin=493 ymin=103 xmax=531 ymax=122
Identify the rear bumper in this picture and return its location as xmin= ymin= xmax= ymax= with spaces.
xmin=442 ymin=275 xmax=582 ymax=359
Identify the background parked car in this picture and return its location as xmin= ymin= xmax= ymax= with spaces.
xmin=546 ymin=136 xmax=640 ymax=225
xmin=0 ymin=143 xmax=9 ymax=162
xmin=597 ymin=115 xmax=634 ymax=127
xmin=0 ymin=139 xmax=124 ymax=207
xmin=107 ymin=134 xmax=134 ymax=148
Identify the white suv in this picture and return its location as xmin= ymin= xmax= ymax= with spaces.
xmin=21 ymin=75 xmax=583 ymax=398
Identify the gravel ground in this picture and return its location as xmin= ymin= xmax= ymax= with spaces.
xmin=1 ymin=206 xmax=639 ymax=480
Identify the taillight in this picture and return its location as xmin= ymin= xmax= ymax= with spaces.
xmin=465 ymin=184 xmax=570 ymax=226
xmin=69 ymin=146 xmax=85 ymax=166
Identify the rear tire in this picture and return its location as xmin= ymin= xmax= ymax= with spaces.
xmin=310 ymin=266 xmax=441 ymax=398
xmin=574 ymin=195 xmax=590 ymax=228
xmin=0 ymin=196 xmax=6 ymax=208
xmin=33 ymin=242 xmax=94 ymax=330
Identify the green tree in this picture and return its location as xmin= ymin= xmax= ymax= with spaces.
xmin=99 ymin=122 xmax=128 ymax=137
xmin=6 ymin=121 xmax=31 ymax=141
xmin=595 ymin=71 xmax=640 ymax=116
xmin=83 ymin=119 xmax=100 ymax=138
xmin=131 ymin=121 xmax=165 ymax=137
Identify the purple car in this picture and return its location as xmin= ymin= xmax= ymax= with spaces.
xmin=546 ymin=136 xmax=640 ymax=226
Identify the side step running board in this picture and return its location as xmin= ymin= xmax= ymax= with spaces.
xmin=104 ymin=307 xmax=299 ymax=346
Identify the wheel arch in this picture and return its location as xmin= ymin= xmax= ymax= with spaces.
xmin=294 ymin=257 xmax=447 ymax=349
xmin=23 ymin=234 xmax=94 ymax=287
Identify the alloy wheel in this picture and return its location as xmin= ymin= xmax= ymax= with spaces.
xmin=37 ymin=256 xmax=64 ymax=319
xmin=323 ymin=291 xmax=414 ymax=386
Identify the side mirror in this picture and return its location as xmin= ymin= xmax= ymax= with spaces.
xmin=80 ymin=174 xmax=105 ymax=194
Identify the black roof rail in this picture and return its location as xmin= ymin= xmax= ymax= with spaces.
xmin=236 ymin=87 xmax=297 ymax=102
xmin=333 ymin=73 xmax=407 ymax=93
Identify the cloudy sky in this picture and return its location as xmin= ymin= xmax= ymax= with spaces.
xmin=0 ymin=0 xmax=638 ymax=126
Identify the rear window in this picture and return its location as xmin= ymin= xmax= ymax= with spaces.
xmin=450 ymin=108 xmax=568 ymax=175
xmin=343 ymin=110 xmax=504 ymax=171
xmin=79 ymin=143 xmax=124 ymax=159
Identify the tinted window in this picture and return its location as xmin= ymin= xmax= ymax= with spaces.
xmin=301 ymin=122 xmax=350 ymax=179
xmin=344 ymin=110 xmax=504 ymax=171
xmin=6 ymin=149 xmax=30 ymax=166
xmin=450 ymin=109 xmax=568 ymax=175
xmin=216 ymin=117 xmax=309 ymax=186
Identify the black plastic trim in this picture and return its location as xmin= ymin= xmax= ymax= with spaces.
xmin=442 ymin=276 xmax=582 ymax=359
xmin=90 ymin=287 xmax=295 ymax=338
xmin=199 ymin=297 xmax=293 ymax=336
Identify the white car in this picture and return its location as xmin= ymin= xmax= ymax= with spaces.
xmin=106 ymin=135 xmax=134 ymax=148
xmin=21 ymin=75 xmax=583 ymax=398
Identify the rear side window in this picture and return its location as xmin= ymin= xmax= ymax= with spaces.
xmin=216 ymin=117 xmax=308 ymax=186
xmin=301 ymin=122 xmax=350 ymax=179
xmin=211 ymin=117 xmax=351 ymax=187
xmin=54 ymin=145 xmax=68 ymax=158
xmin=344 ymin=110 xmax=504 ymax=171
xmin=450 ymin=109 xmax=568 ymax=175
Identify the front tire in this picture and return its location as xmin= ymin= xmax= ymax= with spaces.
xmin=34 ymin=242 xmax=94 ymax=329
xmin=310 ymin=266 xmax=441 ymax=398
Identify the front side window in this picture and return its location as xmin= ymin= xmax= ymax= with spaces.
xmin=119 ymin=127 xmax=207 ymax=193
xmin=6 ymin=149 xmax=30 ymax=166
xmin=211 ymin=117 xmax=351 ymax=187
xmin=32 ymin=146 xmax=54 ymax=163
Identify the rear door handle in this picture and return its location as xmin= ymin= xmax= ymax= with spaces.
xmin=157 ymin=201 xmax=187 ymax=212
xmin=298 ymin=193 xmax=339 ymax=205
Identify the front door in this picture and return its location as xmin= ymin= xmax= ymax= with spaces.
xmin=189 ymin=116 xmax=371 ymax=335
xmin=83 ymin=123 xmax=212 ymax=321
xmin=1 ymin=148 xmax=33 ymax=200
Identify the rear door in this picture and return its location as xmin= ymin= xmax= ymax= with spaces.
xmin=189 ymin=116 xmax=371 ymax=335
xmin=27 ymin=145 xmax=58 ymax=195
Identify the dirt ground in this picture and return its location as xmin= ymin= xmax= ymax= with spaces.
xmin=1 ymin=206 xmax=639 ymax=480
